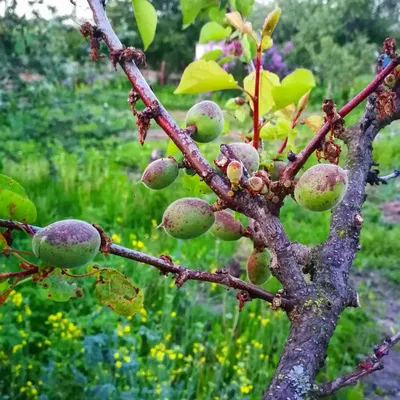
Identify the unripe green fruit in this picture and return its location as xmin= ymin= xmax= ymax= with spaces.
xmin=141 ymin=158 xmax=179 ymax=190
xmin=32 ymin=219 xmax=101 ymax=269
xmin=162 ymin=198 xmax=215 ymax=239
xmin=247 ymin=249 xmax=271 ymax=285
xmin=210 ymin=211 xmax=243 ymax=241
xmin=269 ymin=161 xmax=286 ymax=181
xmin=185 ymin=101 xmax=224 ymax=143
xmin=294 ymin=164 xmax=348 ymax=212
xmin=217 ymin=142 xmax=260 ymax=175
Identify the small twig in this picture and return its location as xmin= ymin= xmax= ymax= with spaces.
xmin=0 ymin=267 xmax=39 ymax=282
xmin=10 ymin=249 xmax=35 ymax=257
xmin=0 ymin=219 xmax=294 ymax=311
xmin=379 ymin=168 xmax=400 ymax=183
xmin=61 ymin=269 xmax=100 ymax=279
xmin=277 ymin=137 xmax=288 ymax=154
xmin=320 ymin=330 xmax=400 ymax=396
xmin=236 ymin=85 xmax=255 ymax=102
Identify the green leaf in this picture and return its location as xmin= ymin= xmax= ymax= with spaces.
xmin=174 ymin=60 xmax=237 ymax=94
xmin=167 ymin=140 xmax=183 ymax=160
xmin=0 ymin=280 xmax=10 ymax=292
xmin=272 ymin=69 xmax=315 ymax=110
xmin=235 ymin=107 xmax=247 ymax=123
xmin=0 ymin=286 xmax=13 ymax=306
xmin=241 ymin=35 xmax=256 ymax=63
xmin=0 ymin=233 xmax=8 ymax=251
xmin=261 ymin=35 xmax=273 ymax=51
xmin=131 ymin=0 xmax=158 ymax=50
xmin=208 ymin=6 xmax=226 ymax=24
xmin=180 ymin=0 xmax=213 ymax=25
xmin=0 ymin=174 xmax=27 ymax=197
xmin=95 ymin=269 xmax=144 ymax=317
xmin=219 ymin=0 xmax=229 ymax=10
xmin=201 ymin=49 xmax=224 ymax=61
xmin=262 ymin=8 xmax=281 ymax=38
xmin=199 ymin=22 xmax=231 ymax=43
xmin=235 ymin=0 xmax=254 ymax=17
xmin=225 ymin=98 xmax=237 ymax=110
xmin=37 ymin=269 xmax=84 ymax=302
xmin=244 ymin=70 xmax=280 ymax=116
xmin=183 ymin=173 xmax=213 ymax=195
xmin=217 ymin=55 xmax=233 ymax=66
xmin=0 ymin=190 xmax=37 ymax=223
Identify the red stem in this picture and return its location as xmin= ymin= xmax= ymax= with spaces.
xmin=252 ymin=46 xmax=262 ymax=150
xmin=281 ymin=58 xmax=400 ymax=180
xmin=277 ymin=136 xmax=288 ymax=154
xmin=0 ymin=267 xmax=39 ymax=281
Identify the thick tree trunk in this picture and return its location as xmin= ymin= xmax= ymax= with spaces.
xmin=264 ymin=92 xmax=400 ymax=398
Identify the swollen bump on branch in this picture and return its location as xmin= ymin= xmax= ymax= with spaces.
xmin=110 ymin=46 xmax=146 ymax=71
xmin=79 ymin=22 xmax=103 ymax=61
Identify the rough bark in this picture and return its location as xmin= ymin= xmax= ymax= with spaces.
xmin=264 ymin=86 xmax=400 ymax=398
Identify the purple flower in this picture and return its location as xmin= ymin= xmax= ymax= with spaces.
xmin=261 ymin=41 xmax=292 ymax=77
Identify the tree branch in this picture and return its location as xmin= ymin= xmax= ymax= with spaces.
xmin=87 ymin=0 xmax=235 ymax=205
xmin=85 ymin=0 xmax=307 ymax=297
xmin=265 ymin=70 xmax=400 ymax=400
xmin=379 ymin=168 xmax=400 ymax=183
xmin=320 ymin=330 xmax=400 ymax=396
xmin=281 ymin=57 xmax=400 ymax=181
xmin=0 ymin=219 xmax=294 ymax=311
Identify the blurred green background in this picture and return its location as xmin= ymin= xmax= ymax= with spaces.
xmin=0 ymin=0 xmax=399 ymax=399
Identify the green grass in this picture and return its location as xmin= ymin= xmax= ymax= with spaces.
xmin=0 ymin=82 xmax=399 ymax=400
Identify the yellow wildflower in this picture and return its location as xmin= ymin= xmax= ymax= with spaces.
xmin=240 ymin=384 xmax=253 ymax=394
xmin=111 ymin=234 xmax=121 ymax=244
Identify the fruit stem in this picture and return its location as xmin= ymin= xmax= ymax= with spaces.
xmin=277 ymin=136 xmax=288 ymax=154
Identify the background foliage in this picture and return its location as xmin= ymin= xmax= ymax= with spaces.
xmin=0 ymin=0 xmax=399 ymax=399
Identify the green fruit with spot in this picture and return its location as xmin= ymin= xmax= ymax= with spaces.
xmin=294 ymin=164 xmax=348 ymax=212
xmin=162 ymin=198 xmax=215 ymax=239
xmin=142 ymin=158 xmax=179 ymax=190
xmin=210 ymin=211 xmax=244 ymax=241
xmin=247 ymin=249 xmax=271 ymax=285
xmin=185 ymin=101 xmax=224 ymax=143
xmin=269 ymin=161 xmax=286 ymax=181
xmin=216 ymin=142 xmax=260 ymax=175
xmin=32 ymin=219 xmax=101 ymax=269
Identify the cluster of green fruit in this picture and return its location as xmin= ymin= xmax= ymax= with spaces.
xmin=138 ymin=100 xmax=349 ymax=286
xmin=30 ymin=102 xmax=348 ymax=287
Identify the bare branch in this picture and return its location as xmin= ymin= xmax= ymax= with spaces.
xmin=320 ymin=330 xmax=400 ymax=396
xmin=379 ymin=168 xmax=400 ymax=183
xmin=281 ymin=56 xmax=400 ymax=181
xmin=0 ymin=219 xmax=294 ymax=311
